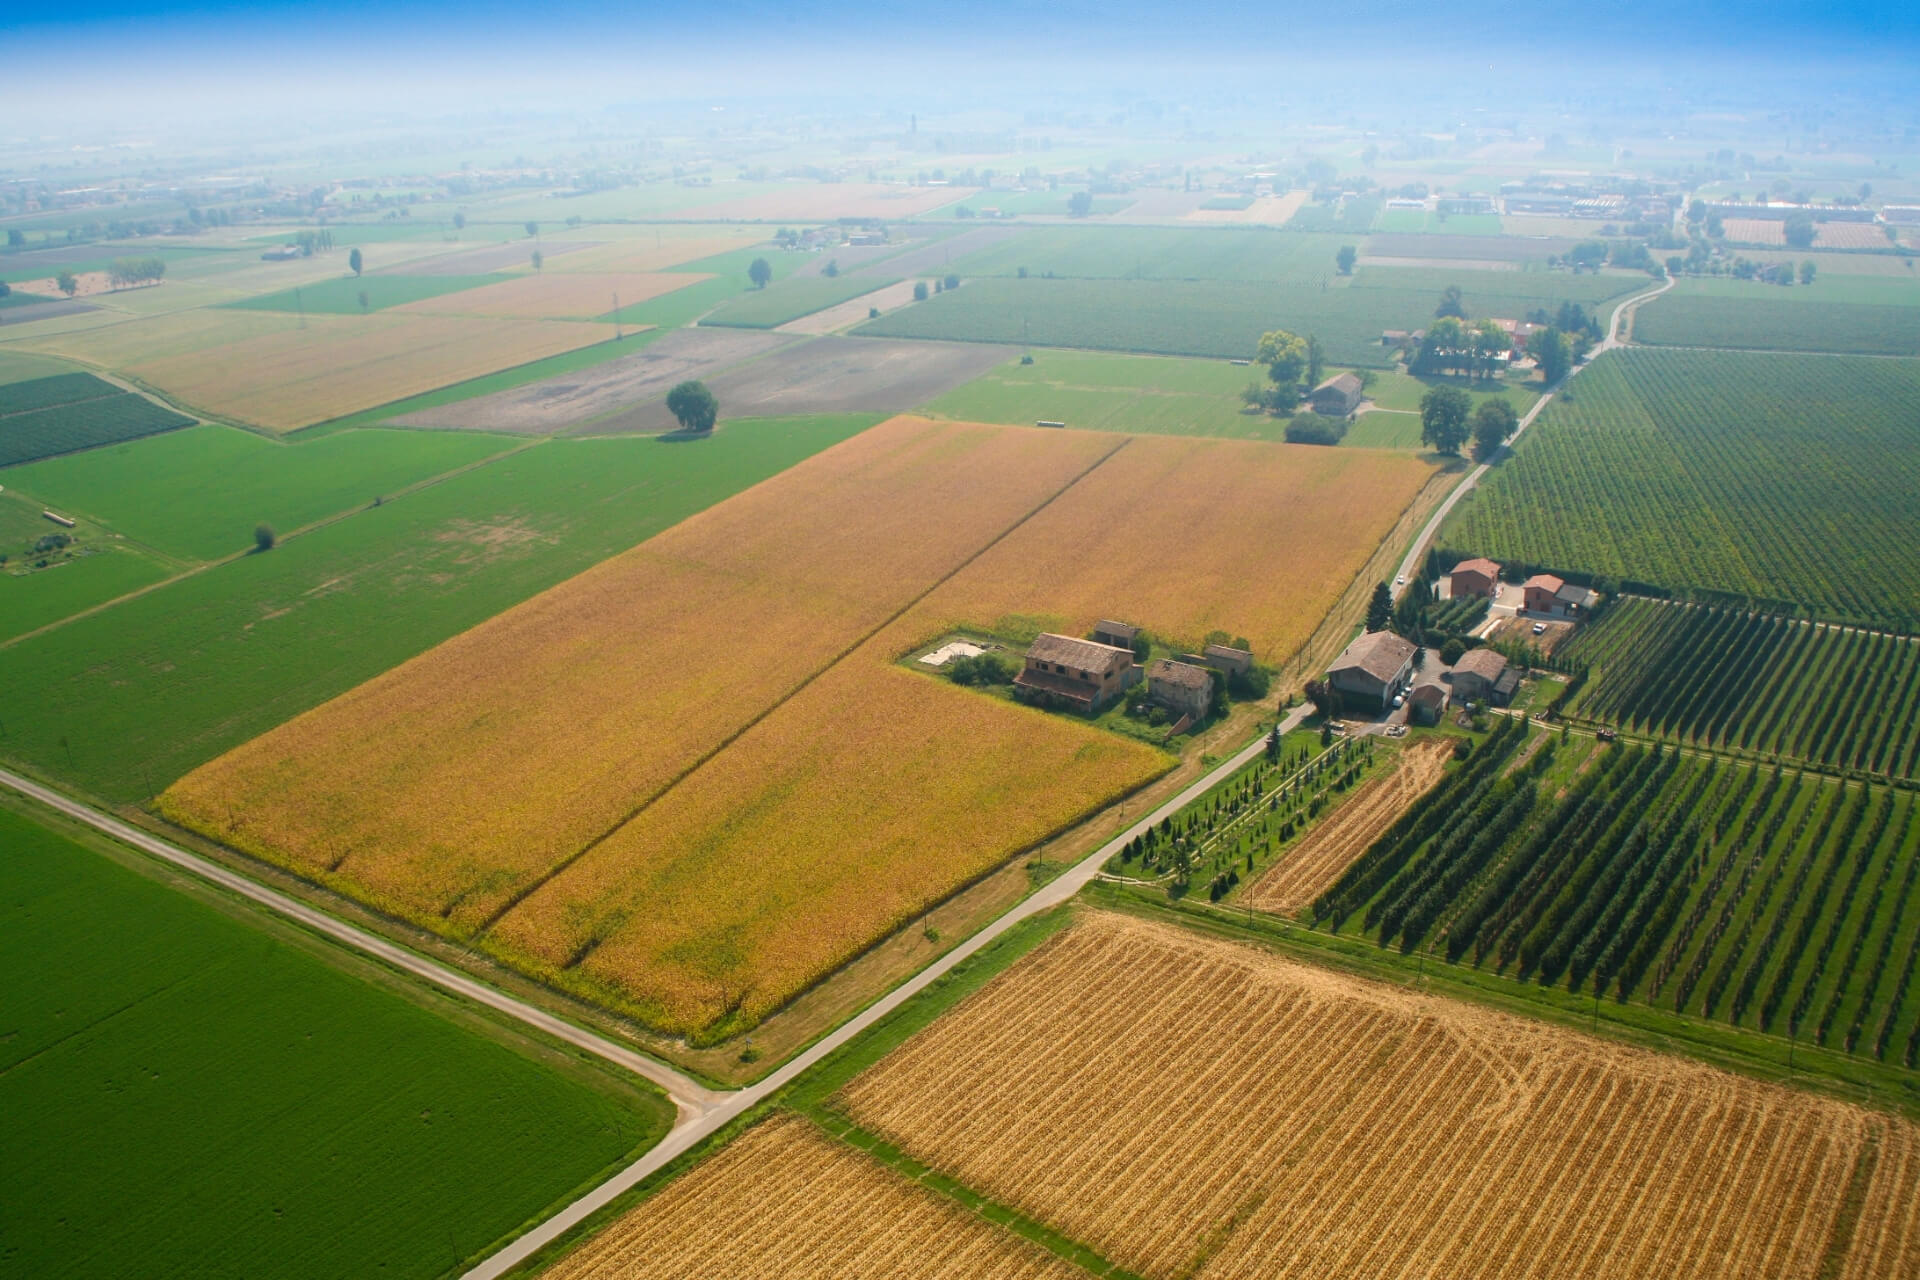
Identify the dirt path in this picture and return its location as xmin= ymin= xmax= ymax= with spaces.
xmin=1247 ymin=737 xmax=1454 ymax=914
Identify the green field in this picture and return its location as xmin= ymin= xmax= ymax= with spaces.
xmin=857 ymin=269 xmax=1634 ymax=368
xmin=1373 ymin=210 xmax=1506 ymax=236
xmin=1633 ymin=276 xmax=1920 ymax=354
xmin=0 ymin=800 xmax=667 ymax=1280
xmin=1440 ymin=348 xmax=1920 ymax=626
xmin=700 ymin=273 xmax=900 ymax=328
xmin=919 ymin=349 xmax=1282 ymax=438
xmin=0 ymin=487 xmax=174 ymax=643
xmin=8 ymin=424 xmax=517 ymax=561
xmin=0 ymin=373 xmax=197 ymax=467
xmin=1286 ymin=196 xmax=1382 ymax=233
xmin=223 ymin=273 xmax=508 ymax=314
xmin=0 ymin=414 xmax=878 ymax=802
xmin=0 ymin=350 xmax=82 ymax=386
xmin=1310 ymin=721 xmax=1920 ymax=1060
xmin=1355 ymin=368 xmax=1541 ymax=415
xmin=1342 ymin=410 xmax=1426 ymax=448
xmin=944 ymin=225 xmax=1349 ymax=281
xmin=1558 ymin=597 xmax=1920 ymax=783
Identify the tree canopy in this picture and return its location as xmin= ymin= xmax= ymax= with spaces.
xmin=1335 ymin=245 xmax=1357 ymax=275
xmin=1256 ymin=329 xmax=1309 ymax=386
xmin=1419 ymin=385 xmax=1472 ymax=455
xmin=748 ymin=257 xmax=773 ymax=289
xmin=348 ymin=248 xmax=363 ymax=276
xmin=1366 ymin=582 xmax=1395 ymax=632
xmin=1068 ymin=191 xmax=1094 ymax=216
xmin=1531 ymin=327 xmax=1573 ymax=385
xmin=665 ymin=379 xmax=719 ymax=434
xmin=1472 ymin=398 xmax=1520 ymax=462
xmin=1284 ymin=412 xmax=1348 ymax=446
xmin=1435 ymin=285 xmax=1466 ymax=319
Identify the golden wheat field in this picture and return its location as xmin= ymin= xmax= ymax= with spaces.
xmin=888 ymin=428 xmax=1439 ymax=662
xmin=1246 ymin=736 xmax=1455 ymax=913
xmin=840 ymin=912 xmax=1920 ymax=1280
xmin=542 ymin=1116 xmax=1081 ymax=1280
xmin=16 ymin=307 xmax=303 ymax=367
xmin=160 ymin=418 xmax=1123 ymax=934
xmin=396 ymin=271 xmax=707 ymax=319
xmin=492 ymin=660 xmax=1164 ymax=1033
xmin=94 ymin=314 xmax=612 ymax=430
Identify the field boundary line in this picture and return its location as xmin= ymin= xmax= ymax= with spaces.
xmin=470 ymin=434 xmax=1138 ymax=942
xmin=0 ymin=434 xmax=545 ymax=652
xmin=0 ymin=765 xmax=721 ymax=1117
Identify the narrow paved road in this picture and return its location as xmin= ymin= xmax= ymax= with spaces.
xmin=0 ymin=766 xmax=721 ymax=1118
xmin=1390 ymin=274 xmax=1674 ymax=599
xmin=1 ymin=703 xmax=1309 ymax=1279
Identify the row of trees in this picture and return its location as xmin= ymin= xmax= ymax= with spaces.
xmin=106 ymin=257 xmax=166 ymax=288
xmin=1416 ymin=386 xmax=1518 ymax=459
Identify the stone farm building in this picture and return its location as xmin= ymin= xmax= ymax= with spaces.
xmin=1013 ymin=633 xmax=1138 ymax=713
xmin=1148 ymin=658 xmax=1214 ymax=724
xmin=1449 ymin=557 xmax=1501 ymax=599
xmin=1327 ymin=630 xmax=1418 ymax=710
xmin=1407 ymin=683 xmax=1447 ymax=726
xmin=1448 ymin=648 xmax=1514 ymax=705
xmin=1523 ymin=573 xmax=1599 ymax=619
xmin=1092 ymin=619 xmax=1140 ymax=650
xmin=1201 ymin=643 xmax=1254 ymax=676
xmin=1308 ymin=372 xmax=1365 ymax=417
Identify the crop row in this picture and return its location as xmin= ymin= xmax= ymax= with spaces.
xmin=1559 ymin=598 xmax=1920 ymax=782
xmin=1318 ymin=727 xmax=1920 ymax=1058
xmin=0 ymin=392 xmax=195 ymax=468
xmin=1441 ymin=348 xmax=1920 ymax=627
xmin=0 ymin=371 xmax=122 ymax=417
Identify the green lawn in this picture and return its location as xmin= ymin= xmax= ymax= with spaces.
xmin=0 ymin=486 xmax=174 ymax=643
xmin=0 ymin=800 xmax=668 ymax=1280
xmin=7 ymin=424 xmax=518 ymax=561
xmin=223 ymin=273 xmax=508 ymax=314
xmin=921 ymin=350 xmax=1281 ymax=439
xmin=1358 ymin=368 xmax=1541 ymax=416
xmin=1342 ymin=410 xmax=1426 ymax=449
xmin=0 ymin=414 xmax=879 ymax=802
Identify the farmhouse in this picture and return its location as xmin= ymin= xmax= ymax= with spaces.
xmin=1449 ymin=557 xmax=1502 ymax=599
xmin=1201 ymin=643 xmax=1253 ymax=676
xmin=1092 ymin=619 xmax=1140 ymax=650
xmin=1327 ymin=630 xmax=1418 ymax=711
xmin=1147 ymin=658 xmax=1214 ymax=723
xmin=1448 ymin=648 xmax=1512 ymax=704
xmin=1523 ymin=573 xmax=1599 ymax=619
xmin=1407 ymin=683 xmax=1447 ymax=726
xmin=1013 ymin=633 xmax=1138 ymax=713
xmin=1308 ymin=372 xmax=1364 ymax=417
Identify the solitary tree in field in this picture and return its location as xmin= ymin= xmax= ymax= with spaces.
xmin=912 ymin=280 xmax=930 ymax=301
xmin=348 ymin=247 xmax=363 ymax=276
xmin=666 ymin=379 xmax=719 ymax=434
xmin=56 ymin=271 xmax=78 ymax=298
xmin=254 ymin=523 xmax=277 ymax=552
xmin=1472 ymin=398 xmax=1519 ymax=462
xmin=748 ymin=257 xmax=772 ymax=289
xmin=1435 ymin=284 xmax=1466 ymax=319
xmin=1335 ymin=245 xmax=1357 ymax=275
xmin=357 ymin=290 xmax=370 ymax=313
xmin=453 ymin=211 xmax=466 ymax=234
xmin=531 ymin=250 xmax=544 ymax=272
xmin=1800 ymin=260 xmax=1816 ymax=285
xmin=1366 ymin=582 xmax=1394 ymax=632
xmin=1256 ymin=329 xmax=1309 ymax=414
xmin=525 ymin=220 xmax=539 ymax=239
xmin=0 ymin=281 xmax=9 ymax=300
xmin=1419 ymin=386 xmax=1472 ymax=455
xmin=1068 ymin=191 xmax=1094 ymax=217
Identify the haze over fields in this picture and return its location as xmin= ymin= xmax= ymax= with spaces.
xmin=5 ymin=8 xmax=1920 ymax=1280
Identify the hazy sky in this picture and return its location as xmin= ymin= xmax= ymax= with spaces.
xmin=4 ymin=0 xmax=1918 ymax=121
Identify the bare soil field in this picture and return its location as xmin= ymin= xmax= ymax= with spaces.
xmin=585 ymin=336 xmax=1016 ymax=434
xmin=384 ymin=239 xmax=600 ymax=275
xmin=775 ymin=279 xmax=923 ymax=334
xmin=9 ymin=270 xmax=124 ymax=298
xmin=1183 ymin=191 xmax=1308 ymax=224
xmin=1816 ymin=222 xmax=1895 ymax=250
xmin=842 ymin=911 xmax=1920 ymax=1280
xmin=542 ymin=1116 xmax=1080 ymax=1280
xmin=391 ymin=327 xmax=793 ymax=434
xmin=0 ymin=298 xmax=100 ymax=325
xmin=848 ymin=226 xmax=1020 ymax=277
xmin=697 ymin=182 xmax=977 ymax=221
xmin=1246 ymin=737 xmax=1455 ymax=913
xmin=1487 ymin=612 xmax=1575 ymax=655
xmin=396 ymin=271 xmax=705 ymax=320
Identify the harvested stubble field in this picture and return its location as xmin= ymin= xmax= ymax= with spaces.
xmin=541 ymin=1116 xmax=1081 ymax=1280
xmin=395 ymin=270 xmax=705 ymax=319
xmin=841 ymin=911 xmax=1920 ymax=1280
xmin=1247 ymin=736 xmax=1456 ymax=913
xmin=18 ymin=309 xmax=614 ymax=431
xmin=164 ymin=417 xmax=1436 ymax=1037
xmin=542 ymin=230 xmax=765 ymax=275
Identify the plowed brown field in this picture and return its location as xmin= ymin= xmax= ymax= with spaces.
xmin=1246 ymin=736 xmax=1454 ymax=913
xmin=841 ymin=912 xmax=1920 ymax=1280
xmin=542 ymin=1116 xmax=1081 ymax=1280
